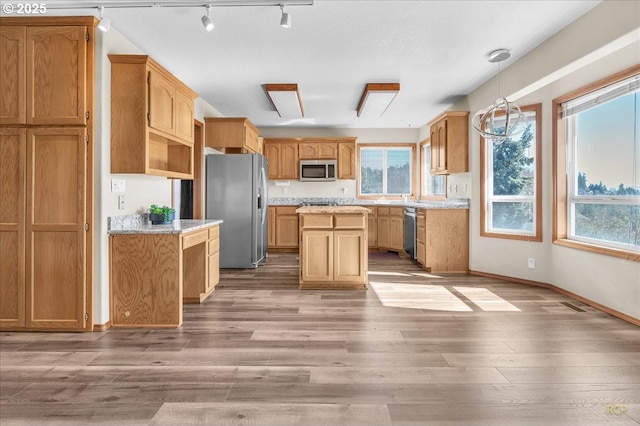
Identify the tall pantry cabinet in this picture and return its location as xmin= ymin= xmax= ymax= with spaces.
xmin=0 ymin=17 xmax=95 ymax=331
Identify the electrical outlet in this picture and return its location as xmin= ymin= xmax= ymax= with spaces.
xmin=527 ymin=258 xmax=536 ymax=269
xmin=342 ymin=187 xmax=348 ymax=194
xmin=111 ymin=178 xmax=125 ymax=193
xmin=118 ymin=194 xmax=125 ymax=210
xmin=463 ymin=184 xmax=468 ymax=193
xmin=283 ymin=187 xmax=287 ymax=195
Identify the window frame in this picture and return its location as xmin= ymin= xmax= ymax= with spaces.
xmin=552 ymin=64 xmax=640 ymax=262
xmin=419 ymin=139 xmax=446 ymax=200
xmin=357 ymin=143 xmax=417 ymax=199
xmin=480 ymin=103 xmax=542 ymax=241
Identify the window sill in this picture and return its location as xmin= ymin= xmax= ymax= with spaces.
xmin=481 ymin=231 xmax=542 ymax=242
xmin=553 ymin=238 xmax=639 ymax=262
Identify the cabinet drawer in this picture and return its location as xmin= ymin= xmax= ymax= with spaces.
xmin=417 ymin=211 xmax=426 ymax=228
xmin=334 ymin=215 xmax=365 ymax=229
xmin=390 ymin=207 xmax=404 ymax=216
xmin=183 ymin=229 xmax=208 ymax=249
xmin=377 ymin=207 xmax=389 ymax=216
xmin=300 ymin=214 xmax=333 ymax=229
xmin=208 ymin=226 xmax=219 ymax=240
xmin=276 ymin=206 xmax=298 ymax=215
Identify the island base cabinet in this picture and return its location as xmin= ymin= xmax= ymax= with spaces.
xmin=300 ymin=231 xmax=333 ymax=282
xmin=110 ymin=234 xmax=182 ymax=328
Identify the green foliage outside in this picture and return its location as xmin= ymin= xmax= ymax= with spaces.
xmin=361 ymin=156 xmax=410 ymax=195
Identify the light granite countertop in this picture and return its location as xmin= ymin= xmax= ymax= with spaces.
xmin=296 ymin=206 xmax=372 ymax=214
xmin=108 ymin=217 xmax=223 ymax=235
xmin=270 ymin=197 xmax=469 ymax=209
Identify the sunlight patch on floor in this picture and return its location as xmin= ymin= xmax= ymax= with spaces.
xmin=369 ymin=281 xmax=473 ymax=312
xmin=453 ymin=286 xmax=521 ymax=312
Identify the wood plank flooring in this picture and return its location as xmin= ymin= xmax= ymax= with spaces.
xmin=1 ymin=252 xmax=639 ymax=425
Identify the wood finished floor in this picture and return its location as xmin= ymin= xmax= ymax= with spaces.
xmin=1 ymin=252 xmax=639 ymax=425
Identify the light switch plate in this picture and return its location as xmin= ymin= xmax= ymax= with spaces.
xmin=111 ymin=179 xmax=125 ymax=193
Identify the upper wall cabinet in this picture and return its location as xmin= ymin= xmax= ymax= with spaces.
xmin=337 ymin=140 xmax=356 ymax=179
xmin=109 ymin=54 xmax=198 ymax=179
xmin=299 ymin=141 xmax=337 ymax=159
xmin=429 ymin=111 xmax=469 ymax=175
xmin=204 ymin=117 xmax=260 ymax=154
xmin=1 ymin=25 xmax=88 ymax=126
xmin=263 ymin=139 xmax=299 ymax=180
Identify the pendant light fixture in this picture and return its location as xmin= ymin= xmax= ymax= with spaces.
xmin=472 ymin=48 xmax=526 ymax=142
xmin=97 ymin=6 xmax=111 ymax=32
xmin=201 ymin=5 xmax=214 ymax=32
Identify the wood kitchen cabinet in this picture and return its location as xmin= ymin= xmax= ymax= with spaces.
xmin=298 ymin=207 xmax=369 ymax=290
xmin=204 ymin=117 xmax=260 ymax=154
xmin=299 ymin=141 xmax=337 ymax=159
xmin=109 ymin=54 xmax=198 ymax=179
xmin=0 ymin=17 xmax=96 ymax=332
xmin=429 ymin=111 xmax=469 ymax=175
xmin=110 ymin=222 xmax=221 ymax=327
xmin=268 ymin=206 xmax=299 ymax=251
xmin=1 ymin=24 xmax=89 ymax=126
xmin=365 ymin=206 xmax=377 ymax=247
xmin=338 ymin=140 xmax=356 ymax=179
xmin=263 ymin=139 xmax=299 ymax=180
xmin=376 ymin=206 xmax=404 ymax=251
xmin=417 ymin=209 xmax=469 ymax=273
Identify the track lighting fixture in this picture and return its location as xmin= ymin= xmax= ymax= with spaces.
xmin=201 ymin=5 xmax=214 ymax=32
xmin=280 ymin=4 xmax=291 ymax=28
xmin=97 ymin=6 xmax=111 ymax=32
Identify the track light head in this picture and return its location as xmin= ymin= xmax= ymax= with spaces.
xmin=201 ymin=5 xmax=214 ymax=32
xmin=97 ymin=6 xmax=110 ymax=32
xmin=280 ymin=5 xmax=291 ymax=28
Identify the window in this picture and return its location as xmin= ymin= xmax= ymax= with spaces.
xmin=481 ymin=104 xmax=542 ymax=241
xmin=554 ymin=66 xmax=640 ymax=260
xmin=420 ymin=140 xmax=446 ymax=198
xmin=358 ymin=144 xmax=415 ymax=197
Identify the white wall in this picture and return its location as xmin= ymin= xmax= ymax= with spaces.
xmin=94 ymin=29 xmax=223 ymax=325
xmin=449 ymin=1 xmax=640 ymax=320
xmin=259 ymin=127 xmax=420 ymax=199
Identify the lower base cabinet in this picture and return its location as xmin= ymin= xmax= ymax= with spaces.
xmin=110 ymin=224 xmax=220 ymax=328
xmin=417 ymin=209 xmax=468 ymax=273
xmin=268 ymin=206 xmax=299 ymax=251
xmin=298 ymin=209 xmax=368 ymax=289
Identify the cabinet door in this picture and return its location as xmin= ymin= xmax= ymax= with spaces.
xmin=148 ymin=69 xmax=176 ymax=135
xmin=377 ymin=215 xmax=390 ymax=248
xmin=26 ymin=26 xmax=87 ymax=125
xmin=432 ymin=119 xmax=447 ymax=174
xmin=389 ymin=216 xmax=404 ymax=251
xmin=430 ymin=122 xmax=441 ymax=174
xmin=264 ymin=143 xmax=281 ymax=180
xmin=245 ymin=125 xmax=259 ymax=153
xmin=280 ymin=142 xmax=299 ymax=179
xmin=207 ymin=251 xmax=219 ymax=291
xmin=367 ymin=214 xmax=377 ymax=248
xmin=334 ymin=230 xmax=366 ymax=283
xmin=0 ymin=27 xmax=26 ymax=125
xmin=318 ymin=142 xmax=337 ymax=159
xmin=275 ymin=214 xmax=299 ymax=248
xmin=174 ymin=89 xmax=194 ymax=143
xmin=417 ymin=240 xmax=426 ymax=266
xmin=298 ymin=142 xmax=318 ymax=159
xmin=26 ymin=128 xmax=88 ymax=330
xmin=0 ymin=128 xmax=26 ymax=328
xmin=338 ymin=142 xmax=355 ymax=179
xmin=301 ymin=230 xmax=333 ymax=282
xmin=268 ymin=206 xmax=276 ymax=247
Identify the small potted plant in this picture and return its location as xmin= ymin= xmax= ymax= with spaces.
xmin=149 ymin=204 xmax=175 ymax=225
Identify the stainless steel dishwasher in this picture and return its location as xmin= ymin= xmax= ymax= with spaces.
xmin=403 ymin=206 xmax=417 ymax=260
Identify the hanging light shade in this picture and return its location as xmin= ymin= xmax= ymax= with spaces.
xmin=472 ymin=97 xmax=526 ymax=142
xmin=472 ymin=49 xmax=526 ymax=142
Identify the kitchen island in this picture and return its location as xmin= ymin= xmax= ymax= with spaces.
xmin=296 ymin=206 xmax=371 ymax=290
xmin=108 ymin=218 xmax=223 ymax=328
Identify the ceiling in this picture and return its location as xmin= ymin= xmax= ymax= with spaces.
xmin=38 ymin=0 xmax=601 ymax=129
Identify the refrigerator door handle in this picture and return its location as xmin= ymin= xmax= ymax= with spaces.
xmin=260 ymin=165 xmax=268 ymax=226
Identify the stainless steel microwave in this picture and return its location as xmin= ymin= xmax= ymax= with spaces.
xmin=299 ymin=160 xmax=337 ymax=182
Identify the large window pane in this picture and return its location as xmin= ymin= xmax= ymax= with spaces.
xmin=481 ymin=104 xmax=541 ymax=240
xmin=359 ymin=146 xmax=413 ymax=196
xmin=360 ymin=149 xmax=383 ymax=194
xmin=565 ymin=76 xmax=640 ymax=253
xmin=491 ymin=201 xmax=534 ymax=232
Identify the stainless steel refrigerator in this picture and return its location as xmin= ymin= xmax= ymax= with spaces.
xmin=206 ymin=154 xmax=268 ymax=268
